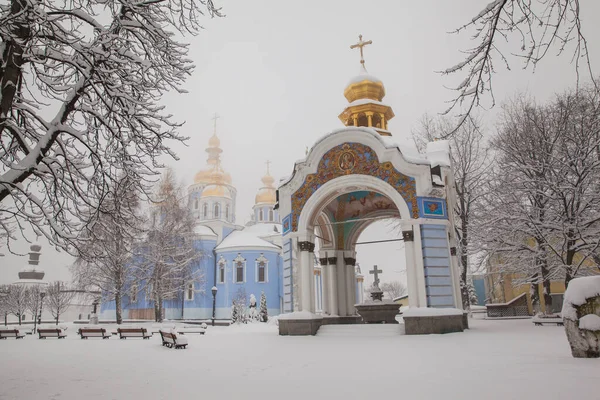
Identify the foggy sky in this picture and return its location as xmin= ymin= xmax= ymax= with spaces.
xmin=2 ymin=0 xmax=599 ymax=288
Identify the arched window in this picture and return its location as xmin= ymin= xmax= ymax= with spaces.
xmin=214 ymin=203 xmax=220 ymax=219
xmin=194 ymin=199 xmax=198 ymax=209
xmin=218 ymin=257 xmax=226 ymax=284
xmin=269 ymin=209 xmax=274 ymax=222
xmin=203 ymin=203 xmax=208 ymax=218
xmin=226 ymin=205 xmax=230 ymax=220
xmin=259 ymin=209 xmax=263 ymax=221
xmin=186 ymin=282 xmax=194 ymax=301
xmin=256 ymin=254 xmax=268 ymax=283
xmin=234 ymin=254 xmax=246 ymax=283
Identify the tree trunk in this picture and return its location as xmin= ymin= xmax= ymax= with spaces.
xmin=55 ymin=313 xmax=59 ymax=325
xmin=460 ymin=218 xmax=470 ymax=309
xmin=115 ymin=291 xmax=123 ymax=325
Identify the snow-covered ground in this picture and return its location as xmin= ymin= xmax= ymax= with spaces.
xmin=1 ymin=319 xmax=598 ymax=400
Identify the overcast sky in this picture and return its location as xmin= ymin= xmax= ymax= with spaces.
xmin=2 ymin=0 xmax=599 ymax=288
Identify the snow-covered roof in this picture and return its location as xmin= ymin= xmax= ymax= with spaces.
xmin=346 ymin=98 xmax=389 ymax=108
xmin=279 ymin=127 xmax=430 ymax=187
xmin=243 ymin=223 xmax=282 ymax=237
xmin=347 ymin=71 xmax=382 ymax=86
xmin=215 ymin=230 xmax=279 ymax=251
xmin=193 ymin=225 xmax=217 ymax=237
xmin=426 ymin=140 xmax=451 ymax=168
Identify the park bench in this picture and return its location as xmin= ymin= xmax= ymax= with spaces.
xmin=0 ymin=329 xmax=25 ymax=339
xmin=78 ymin=327 xmax=111 ymax=339
xmin=38 ymin=328 xmax=67 ymax=339
xmin=177 ymin=325 xmax=206 ymax=335
xmin=159 ymin=330 xmax=188 ymax=349
xmin=117 ymin=327 xmax=152 ymax=339
xmin=532 ymin=316 xmax=564 ymax=326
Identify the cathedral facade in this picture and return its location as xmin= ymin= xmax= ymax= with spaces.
xmin=100 ymin=130 xmax=290 ymax=321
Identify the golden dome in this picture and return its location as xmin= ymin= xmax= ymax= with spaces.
xmin=194 ymin=168 xmax=213 ymax=184
xmin=202 ymin=184 xmax=231 ymax=198
xmin=255 ymin=187 xmax=276 ymax=205
xmin=340 ymin=36 xmax=394 ymax=136
xmin=208 ymin=133 xmax=220 ymax=148
xmin=343 ymin=71 xmax=385 ymax=103
xmin=255 ymin=166 xmax=276 ymax=205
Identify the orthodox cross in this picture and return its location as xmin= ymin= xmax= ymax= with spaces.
xmin=350 ymin=34 xmax=372 ymax=67
xmin=211 ymin=113 xmax=220 ymax=134
xmin=266 ymin=160 xmax=271 ymax=175
xmin=369 ymin=265 xmax=382 ymax=287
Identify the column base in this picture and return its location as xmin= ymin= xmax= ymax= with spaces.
xmin=278 ymin=312 xmax=323 ymax=336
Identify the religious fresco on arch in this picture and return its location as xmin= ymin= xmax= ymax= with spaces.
xmin=324 ymin=191 xmax=398 ymax=223
xmin=290 ymin=142 xmax=418 ymax=232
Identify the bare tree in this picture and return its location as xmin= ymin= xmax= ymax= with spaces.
xmin=71 ymin=173 xmax=144 ymax=324
xmin=139 ymin=169 xmax=204 ymax=322
xmin=25 ymin=285 xmax=43 ymax=325
xmin=2 ymin=284 xmax=29 ymax=324
xmin=413 ymin=115 xmax=491 ymax=308
xmin=45 ymin=281 xmax=76 ymax=325
xmin=380 ymin=281 xmax=407 ymax=300
xmin=0 ymin=0 xmax=223 ymax=254
xmin=442 ymin=0 xmax=595 ymax=132
xmin=482 ymin=82 xmax=600 ymax=311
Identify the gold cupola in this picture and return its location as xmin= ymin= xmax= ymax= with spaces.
xmin=255 ymin=161 xmax=277 ymax=205
xmin=193 ymin=115 xmax=233 ymax=186
xmin=338 ymin=35 xmax=394 ymax=136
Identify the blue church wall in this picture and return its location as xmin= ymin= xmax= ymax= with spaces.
xmin=214 ymin=249 xmax=282 ymax=319
xmin=472 ymin=276 xmax=486 ymax=306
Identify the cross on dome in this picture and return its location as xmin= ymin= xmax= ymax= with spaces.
xmin=350 ymin=34 xmax=373 ymax=69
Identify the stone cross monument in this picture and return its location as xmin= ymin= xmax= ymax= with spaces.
xmin=369 ymin=265 xmax=384 ymax=301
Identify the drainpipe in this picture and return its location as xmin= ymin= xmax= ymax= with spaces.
xmin=213 ymin=248 xmax=218 ymax=322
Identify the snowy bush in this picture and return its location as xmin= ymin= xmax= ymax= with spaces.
xmin=562 ymin=276 xmax=600 ymax=358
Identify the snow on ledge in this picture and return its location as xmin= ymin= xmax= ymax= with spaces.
xmin=562 ymin=276 xmax=600 ymax=320
xmin=579 ymin=314 xmax=600 ymax=331
xmin=277 ymin=311 xmax=323 ymax=320
xmin=402 ymin=307 xmax=463 ymax=317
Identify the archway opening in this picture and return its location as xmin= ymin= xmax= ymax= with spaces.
xmin=307 ymin=189 xmax=407 ymax=317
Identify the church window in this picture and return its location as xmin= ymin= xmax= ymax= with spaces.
xmin=214 ymin=203 xmax=220 ymax=219
xmin=203 ymin=203 xmax=208 ymax=218
xmin=194 ymin=199 xmax=198 ymax=209
xmin=226 ymin=205 xmax=230 ymax=220
xmin=259 ymin=209 xmax=263 ymax=221
xmin=131 ymin=284 xmax=138 ymax=303
xmin=234 ymin=254 xmax=246 ymax=283
xmin=269 ymin=209 xmax=274 ymax=222
xmin=256 ymin=254 xmax=268 ymax=283
xmin=218 ymin=256 xmax=226 ymax=284
xmin=186 ymin=282 xmax=194 ymax=301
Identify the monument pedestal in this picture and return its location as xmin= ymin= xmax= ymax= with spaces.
xmin=355 ymin=301 xmax=400 ymax=324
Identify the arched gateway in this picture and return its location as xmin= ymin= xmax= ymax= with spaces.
xmin=276 ymin=36 xmax=463 ymax=335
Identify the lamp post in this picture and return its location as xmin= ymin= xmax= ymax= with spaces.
xmin=211 ymin=286 xmax=218 ymax=326
xmin=37 ymin=289 xmax=46 ymax=332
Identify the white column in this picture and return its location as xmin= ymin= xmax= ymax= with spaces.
xmin=321 ymin=257 xmax=331 ymax=314
xmin=403 ymin=225 xmax=419 ymax=308
xmin=344 ymin=251 xmax=357 ymax=315
xmin=327 ymin=252 xmax=338 ymax=316
xmin=412 ymin=224 xmax=428 ymax=307
xmin=298 ymin=240 xmax=315 ymax=313
xmin=336 ymin=251 xmax=347 ymax=316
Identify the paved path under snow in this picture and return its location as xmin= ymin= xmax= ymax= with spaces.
xmin=0 ymin=319 xmax=597 ymax=400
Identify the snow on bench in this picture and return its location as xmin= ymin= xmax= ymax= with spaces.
xmin=177 ymin=325 xmax=206 ymax=335
xmin=117 ymin=327 xmax=152 ymax=339
xmin=78 ymin=327 xmax=111 ymax=339
xmin=0 ymin=329 xmax=25 ymax=339
xmin=38 ymin=328 xmax=67 ymax=339
xmin=159 ymin=330 xmax=188 ymax=349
